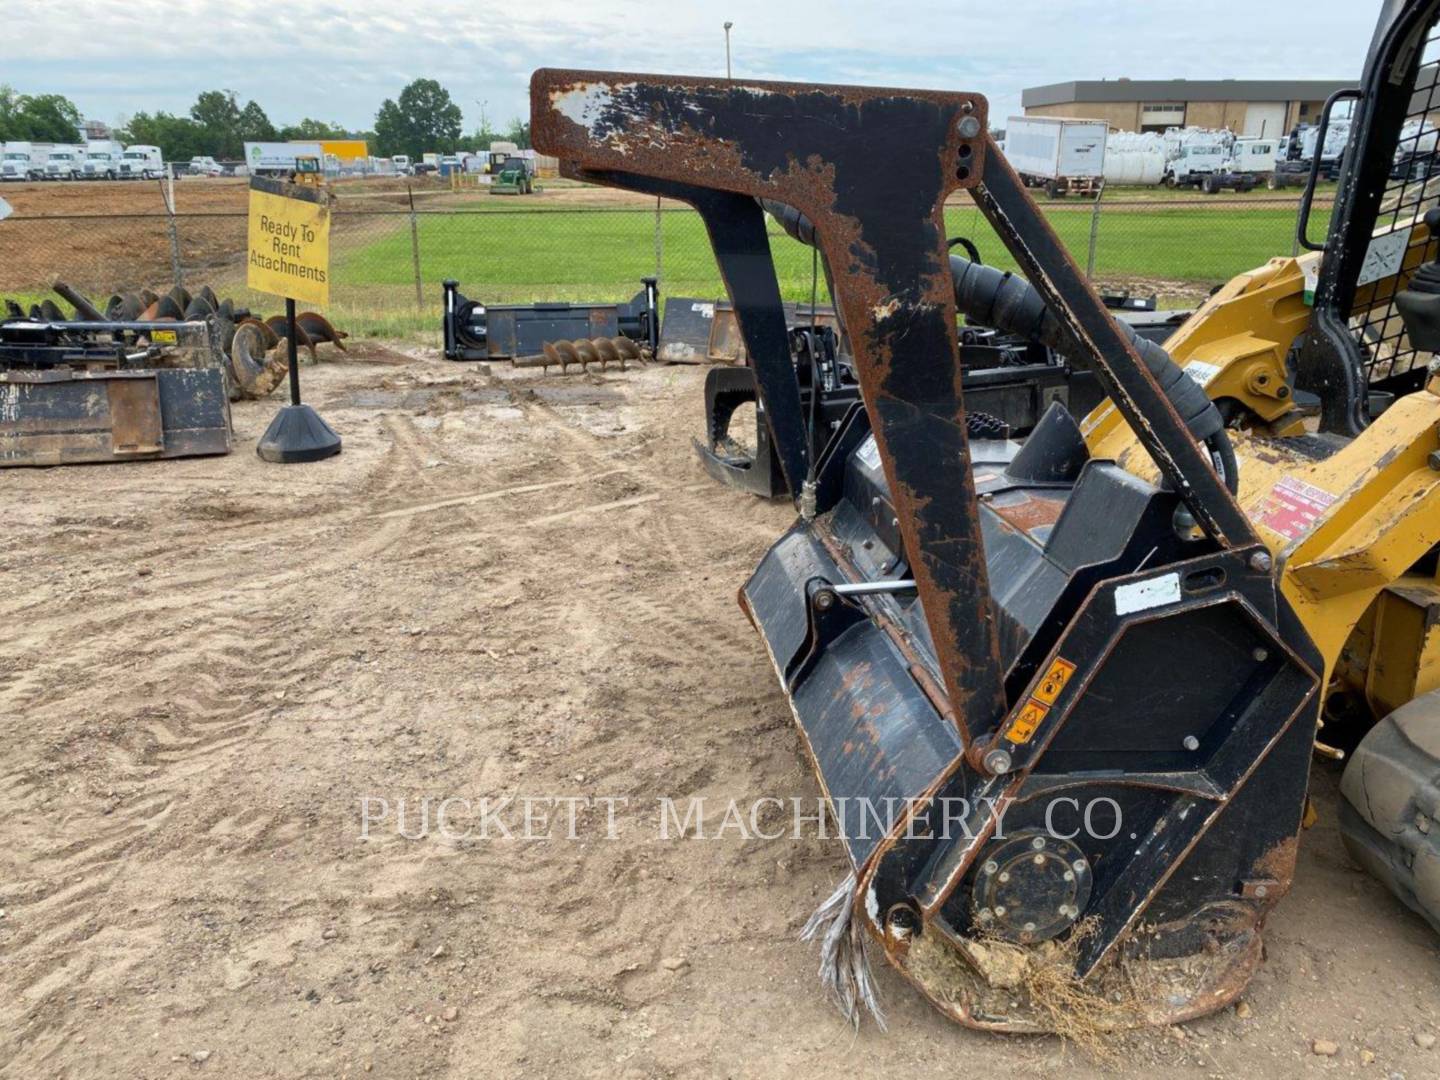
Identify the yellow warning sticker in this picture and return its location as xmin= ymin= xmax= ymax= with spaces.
xmin=1033 ymin=656 xmax=1077 ymax=706
xmin=150 ymin=329 xmax=178 ymax=344
xmin=1006 ymin=699 xmax=1050 ymax=745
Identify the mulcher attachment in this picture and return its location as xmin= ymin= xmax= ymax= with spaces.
xmin=531 ymin=69 xmax=1323 ymax=1032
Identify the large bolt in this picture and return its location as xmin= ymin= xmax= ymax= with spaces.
xmin=1183 ymin=735 xmax=1200 ymax=751
xmin=983 ymin=747 xmax=1013 ymax=775
xmin=958 ymin=116 xmax=982 ymax=139
xmin=813 ymin=589 xmax=836 ymax=612
xmin=1249 ymin=551 xmax=1273 ymax=572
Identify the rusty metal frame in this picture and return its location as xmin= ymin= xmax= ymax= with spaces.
xmin=530 ymin=70 xmax=1260 ymax=751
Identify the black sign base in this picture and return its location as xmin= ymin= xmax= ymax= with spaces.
xmin=256 ymin=403 xmax=342 ymax=463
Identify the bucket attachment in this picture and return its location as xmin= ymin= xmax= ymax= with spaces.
xmin=533 ymin=70 xmax=1323 ymax=1032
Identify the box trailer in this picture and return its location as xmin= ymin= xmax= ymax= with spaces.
xmin=243 ymin=141 xmax=323 ymax=176
xmin=1003 ymin=116 xmax=1107 ymax=197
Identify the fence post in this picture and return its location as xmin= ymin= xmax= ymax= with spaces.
xmin=653 ymin=196 xmax=663 ymax=286
xmin=162 ymin=166 xmax=183 ymax=287
xmin=407 ymin=184 xmax=424 ymax=312
xmin=1085 ymin=183 xmax=1103 ymax=281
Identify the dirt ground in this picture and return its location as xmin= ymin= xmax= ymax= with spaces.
xmin=2 ymin=348 xmax=1439 ymax=1079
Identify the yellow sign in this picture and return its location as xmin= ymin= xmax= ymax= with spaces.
xmin=1004 ymin=655 xmax=1078 ymax=745
xmin=1033 ymin=657 xmax=1077 ymax=706
xmin=247 ymin=178 xmax=330 ymax=307
xmin=1005 ymin=700 xmax=1050 ymax=745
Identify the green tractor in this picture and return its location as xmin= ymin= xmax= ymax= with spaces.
xmin=490 ymin=156 xmax=538 ymax=195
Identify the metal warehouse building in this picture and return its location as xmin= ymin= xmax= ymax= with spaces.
xmin=1020 ymin=79 xmax=1351 ymax=136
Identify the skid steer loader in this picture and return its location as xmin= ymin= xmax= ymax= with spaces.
xmin=531 ymin=0 xmax=1440 ymax=1033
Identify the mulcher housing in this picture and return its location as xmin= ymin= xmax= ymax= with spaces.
xmin=531 ymin=69 xmax=1322 ymax=1028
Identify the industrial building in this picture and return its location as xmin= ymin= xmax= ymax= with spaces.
xmin=1020 ymin=79 xmax=1350 ymax=136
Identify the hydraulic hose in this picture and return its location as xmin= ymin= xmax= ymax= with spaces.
xmin=760 ymin=198 xmax=1237 ymax=492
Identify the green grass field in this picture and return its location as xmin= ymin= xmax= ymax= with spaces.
xmin=5 ymin=195 xmax=1331 ymax=341
xmin=327 ymin=199 xmax=1330 ymax=337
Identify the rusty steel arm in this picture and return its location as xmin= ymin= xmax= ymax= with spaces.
xmin=530 ymin=71 xmax=1258 ymax=748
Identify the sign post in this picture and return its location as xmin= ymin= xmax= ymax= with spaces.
xmin=246 ymin=175 xmax=341 ymax=463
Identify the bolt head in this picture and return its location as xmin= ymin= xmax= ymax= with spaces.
xmin=813 ymin=589 xmax=836 ymax=611
xmin=1183 ymin=735 xmax=1200 ymax=751
xmin=1249 ymin=551 xmax=1274 ymax=572
xmin=1252 ymin=647 xmax=1269 ymax=662
xmin=957 ymin=116 xmax=982 ymax=139
xmin=983 ymin=747 xmax=1013 ymax=775
xmin=1429 ymin=449 xmax=1440 ymax=472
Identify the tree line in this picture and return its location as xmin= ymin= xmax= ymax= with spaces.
xmin=0 ymin=79 xmax=529 ymax=161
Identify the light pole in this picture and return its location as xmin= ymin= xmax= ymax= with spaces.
xmin=724 ymin=21 xmax=733 ymax=79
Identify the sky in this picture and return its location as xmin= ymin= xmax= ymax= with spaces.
xmin=7 ymin=0 xmax=1382 ymax=137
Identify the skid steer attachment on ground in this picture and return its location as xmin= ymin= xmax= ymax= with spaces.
xmin=533 ymin=70 xmax=1322 ymax=1031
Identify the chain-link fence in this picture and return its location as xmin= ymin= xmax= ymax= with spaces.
xmin=0 ymin=180 xmax=1333 ymax=338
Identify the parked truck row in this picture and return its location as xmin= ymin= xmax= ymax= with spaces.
xmin=2 ymin=140 xmax=165 ymax=181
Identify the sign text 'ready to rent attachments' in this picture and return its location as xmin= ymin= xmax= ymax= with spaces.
xmin=246 ymin=176 xmax=331 ymax=307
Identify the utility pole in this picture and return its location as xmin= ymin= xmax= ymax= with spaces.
xmin=724 ymin=21 xmax=733 ymax=79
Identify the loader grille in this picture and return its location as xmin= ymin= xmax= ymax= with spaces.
xmin=1352 ymin=29 xmax=1440 ymax=391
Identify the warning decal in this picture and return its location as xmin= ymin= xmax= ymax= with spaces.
xmin=1033 ymin=656 xmax=1077 ymax=705
xmin=1259 ymin=476 xmax=1337 ymax=541
xmin=1005 ymin=700 xmax=1050 ymax=745
xmin=1005 ymin=655 xmax=1078 ymax=745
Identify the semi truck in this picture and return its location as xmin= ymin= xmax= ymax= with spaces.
xmin=81 ymin=139 xmax=125 ymax=180
xmin=118 ymin=145 xmax=164 ymax=180
xmin=43 ymin=145 xmax=85 ymax=180
xmin=1002 ymin=116 xmax=1107 ymax=197
xmin=1 ymin=141 xmax=51 ymax=181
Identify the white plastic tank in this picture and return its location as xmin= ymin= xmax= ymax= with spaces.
xmin=1103 ymin=149 xmax=1166 ymax=185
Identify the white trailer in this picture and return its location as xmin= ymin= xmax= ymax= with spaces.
xmin=118 ymin=145 xmax=164 ymax=180
xmin=1003 ymin=116 xmax=1107 ymax=197
xmin=82 ymin=139 xmax=126 ymax=180
xmin=243 ymin=141 xmax=323 ymax=176
xmin=1 ymin=141 xmax=52 ymax=181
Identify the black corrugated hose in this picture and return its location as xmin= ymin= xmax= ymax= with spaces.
xmin=759 ymin=199 xmax=1238 ymax=493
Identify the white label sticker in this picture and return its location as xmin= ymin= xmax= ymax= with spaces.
xmin=1357 ymin=231 xmax=1410 ymax=289
xmin=1301 ymin=258 xmax=1321 ymax=305
xmin=1185 ymin=360 xmax=1223 ymax=387
xmin=856 ymin=434 xmax=881 ymax=470
xmin=1114 ymin=572 xmax=1181 ymax=616
xmin=690 ymin=302 xmax=715 ymax=318
xmin=0 ymin=197 xmax=11 ymax=222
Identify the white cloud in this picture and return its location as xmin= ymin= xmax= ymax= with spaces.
xmin=6 ymin=0 xmax=1377 ymax=134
